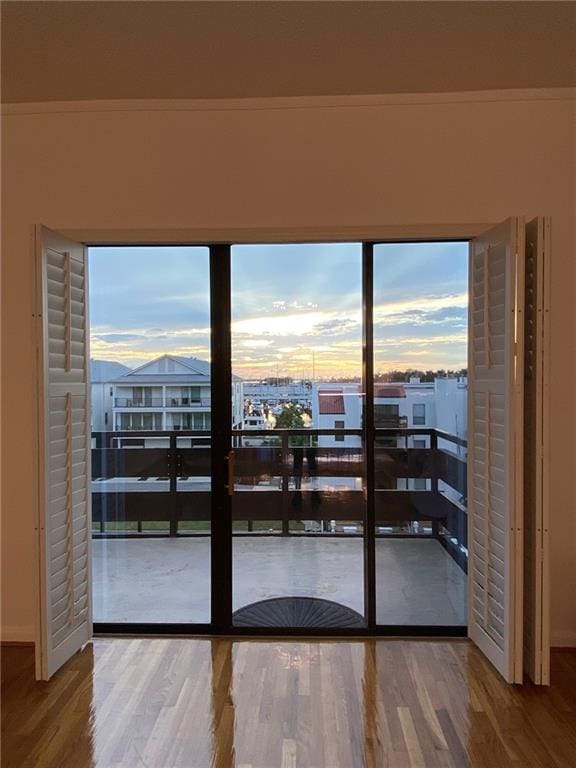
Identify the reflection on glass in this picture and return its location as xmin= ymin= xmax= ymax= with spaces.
xmin=231 ymin=243 xmax=365 ymax=627
xmin=373 ymin=242 xmax=468 ymax=626
xmin=89 ymin=246 xmax=211 ymax=623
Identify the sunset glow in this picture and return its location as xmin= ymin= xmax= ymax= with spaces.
xmin=89 ymin=242 xmax=468 ymax=378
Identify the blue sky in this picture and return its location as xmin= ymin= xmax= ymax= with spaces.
xmin=89 ymin=242 xmax=468 ymax=378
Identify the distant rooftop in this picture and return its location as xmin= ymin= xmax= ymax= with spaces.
xmin=318 ymin=389 xmax=346 ymax=415
xmin=91 ymin=354 xmax=242 ymax=383
xmin=374 ymin=384 xmax=406 ymax=398
xmin=90 ymin=359 xmax=132 ymax=382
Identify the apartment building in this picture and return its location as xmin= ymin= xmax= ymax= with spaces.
xmin=90 ymin=359 xmax=131 ymax=431
xmin=91 ymin=354 xmax=244 ymax=440
xmin=312 ymin=377 xmax=467 ymax=449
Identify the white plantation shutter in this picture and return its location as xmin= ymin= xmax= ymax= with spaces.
xmin=522 ymin=218 xmax=551 ymax=685
xmin=468 ymin=219 xmax=525 ymax=684
xmin=35 ymin=226 xmax=91 ymax=680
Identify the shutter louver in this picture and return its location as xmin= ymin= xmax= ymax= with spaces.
xmin=468 ymin=219 xmax=525 ymax=684
xmin=35 ymin=227 xmax=92 ymax=680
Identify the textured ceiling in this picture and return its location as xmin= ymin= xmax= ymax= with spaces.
xmin=2 ymin=1 xmax=575 ymax=104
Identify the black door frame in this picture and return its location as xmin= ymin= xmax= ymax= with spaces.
xmin=93 ymin=239 xmax=467 ymax=638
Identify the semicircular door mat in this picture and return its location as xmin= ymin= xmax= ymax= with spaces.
xmin=232 ymin=596 xmax=365 ymax=628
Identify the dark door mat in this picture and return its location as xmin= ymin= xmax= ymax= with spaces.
xmin=232 ymin=596 xmax=365 ymax=628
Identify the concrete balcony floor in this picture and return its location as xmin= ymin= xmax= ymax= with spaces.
xmin=92 ymin=537 xmax=467 ymax=626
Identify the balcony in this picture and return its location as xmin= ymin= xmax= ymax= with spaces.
xmin=91 ymin=428 xmax=467 ymax=625
xmin=114 ymin=397 xmax=211 ymax=408
xmin=114 ymin=397 xmax=164 ymax=407
xmin=166 ymin=398 xmax=210 ymax=408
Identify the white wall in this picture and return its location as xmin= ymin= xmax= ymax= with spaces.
xmin=2 ymin=91 xmax=575 ymax=644
xmin=312 ymin=383 xmax=362 ymax=448
xmin=435 ymin=378 xmax=468 ymax=447
xmin=90 ymin=382 xmax=113 ymax=432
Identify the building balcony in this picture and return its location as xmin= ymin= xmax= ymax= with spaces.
xmin=165 ymin=398 xmax=211 ymax=408
xmin=91 ymin=427 xmax=466 ymax=541
xmin=91 ymin=427 xmax=468 ymax=624
xmin=114 ymin=397 xmax=164 ymax=407
xmin=113 ymin=397 xmax=211 ymax=408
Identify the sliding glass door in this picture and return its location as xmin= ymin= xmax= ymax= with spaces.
xmin=229 ymin=244 xmax=366 ymax=628
xmin=372 ymin=242 xmax=468 ymax=628
xmin=90 ymin=240 xmax=468 ymax=633
xmin=90 ymin=246 xmax=213 ymax=625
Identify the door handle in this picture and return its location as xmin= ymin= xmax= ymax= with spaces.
xmin=226 ymin=450 xmax=236 ymax=496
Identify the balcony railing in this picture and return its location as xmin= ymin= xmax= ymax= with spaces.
xmin=166 ymin=398 xmax=210 ymax=407
xmin=114 ymin=398 xmax=164 ymax=407
xmin=114 ymin=397 xmax=210 ymax=408
xmin=91 ymin=427 xmax=468 ymax=570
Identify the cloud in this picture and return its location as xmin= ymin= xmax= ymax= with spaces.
xmin=232 ymin=311 xmax=332 ymax=337
xmin=96 ymin=333 xmax=145 ymax=344
xmin=312 ymin=317 xmax=361 ymax=337
xmin=240 ymin=339 xmax=274 ymax=349
xmin=374 ymin=292 xmax=468 ymax=321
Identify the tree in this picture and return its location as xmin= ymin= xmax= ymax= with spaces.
xmin=274 ymin=403 xmax=305 ymax=429
xmin=274 ymin=403 xmax=312 ymax=446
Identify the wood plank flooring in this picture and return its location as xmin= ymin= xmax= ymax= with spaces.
xmin=2 ymin=639 xmax=576 ymax=767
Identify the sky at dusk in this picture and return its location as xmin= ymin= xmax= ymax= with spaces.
xmin=89 ymin=242 xmax=468 ymax=379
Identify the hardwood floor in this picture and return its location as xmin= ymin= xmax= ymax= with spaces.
xmin=2 ymin=639 xmax=576 ymax=768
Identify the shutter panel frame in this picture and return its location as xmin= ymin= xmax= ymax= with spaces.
xmin=468 ymin=218 xmax=525 ymax=684
xmin=34 ymin=225 xmax=92 ymax=681
xmin=522 ymin=217 xmax=551 ymax=685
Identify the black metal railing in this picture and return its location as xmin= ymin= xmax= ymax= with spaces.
xmin=165 ymin=398 xmax=210 ymax=408
xmin=114 ymin=398 xmax=164 ymax=407
xmin=91 ymin=427 xmax=467 ymax=568
xmin=114 ymin=397 xmax=210 ymax=408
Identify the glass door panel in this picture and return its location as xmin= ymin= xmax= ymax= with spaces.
xmin=230 ymin=243 xmax=366 ymax=628
xmin=372 ymin=242 xmax=469 ymax=627
xmin=90 ymin=245 xmax=212 ymax=624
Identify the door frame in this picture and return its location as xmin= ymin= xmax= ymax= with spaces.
xmin=80 ymin=226 xmax=476 ymax=637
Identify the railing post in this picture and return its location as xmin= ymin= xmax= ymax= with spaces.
xmin=169 ymin=431 xmax=178 ymax=536
xmin=281 ymin=432 xmax=290 ymax=536
xmin=430 ymin=430 xmax=440 ymax=537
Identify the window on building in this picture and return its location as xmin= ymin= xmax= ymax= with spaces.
xmin=374 ymin=403 xmax=400 ymax=428
xmin=413 ymin=438 xmax=426 ymax=449
xmin=413 ymin=478 xmax=427 ymax=490
xmin=413 ymin=403 xmax=426 ymax=425
xmin=334 ymin=419 xmax=345 ymax=442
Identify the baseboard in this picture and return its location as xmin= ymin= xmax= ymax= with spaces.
xmin=0 ymin=626 xmax=35 ymax=644
xmin=551 ymin=630 xmax=576 ymax=648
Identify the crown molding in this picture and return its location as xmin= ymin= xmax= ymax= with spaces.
xmin=3 ymin=87 xmax=575 ymax=117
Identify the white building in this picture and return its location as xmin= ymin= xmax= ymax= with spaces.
xmin=91 ymin=354 xmax=244 ymax=442
xmin=311 ymin=376 xmax=467 ymax=448
xmin=90 ymin=359 xmax=131 ymax=431
xmin=311 ymin=376 xmax=467 ymax=493
xmin=433 ymin=377 xmax=468 ymax=456
xmin=311 ymin=383 xmax=363 ymax=447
